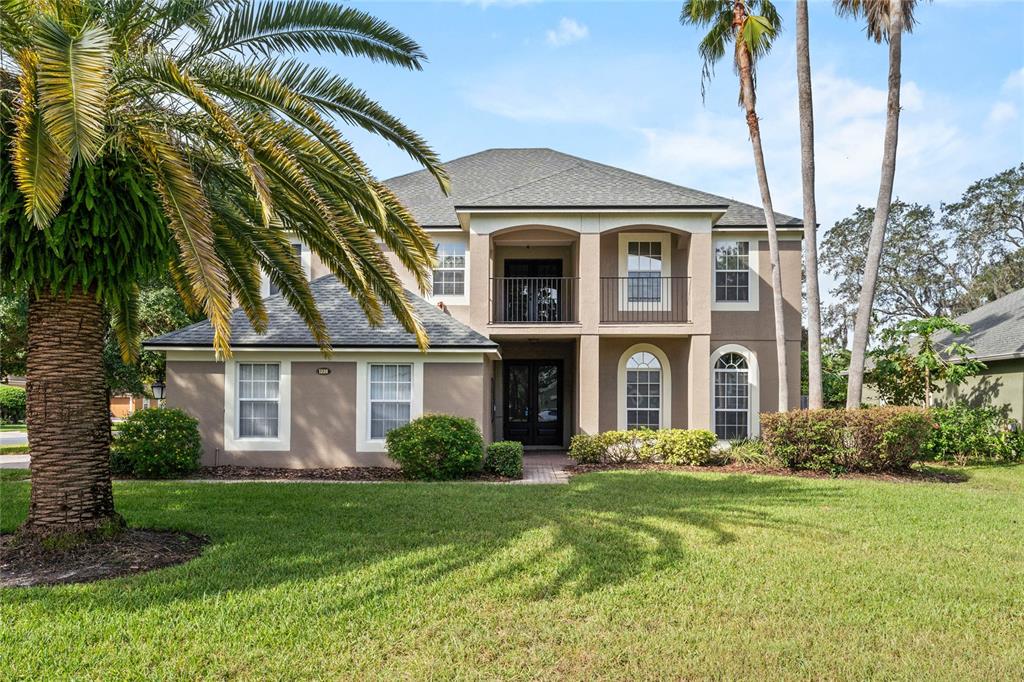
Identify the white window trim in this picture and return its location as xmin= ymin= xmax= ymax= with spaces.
xmin=260 ymin=240 xmax=313 ymax=298
xmin=711 ymin=236 xmax=759 ymax=312
xmin=709 ymin=344 xmax=760 ymax=439
xmin=224 ymin=360 xmax=292 ymax=451
xmin=356 ymin=358 xmax=424 ymax=452
xmin=617 ymin=343 xmax=672 ymax=430
xmin=617 ymin=233 xmax=673 ymax=312
xmin=427 ymin=234 xmax=470 ymax=306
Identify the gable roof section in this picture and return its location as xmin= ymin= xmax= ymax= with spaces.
xmin=936 ymin=287 xmax=1024 ymax=361
xmin=144 ymin=276 xmax=496 ymax=350
xmin=384 ymin=148 xmax=802 ymax=228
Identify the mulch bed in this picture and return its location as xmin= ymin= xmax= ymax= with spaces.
xmin=0 ymin=529 xmax=208 ymax=588
xmin=182 ymin=465 xmax=515 ymax=483
xmin=565 ymin=462 xmax=969 ymax=484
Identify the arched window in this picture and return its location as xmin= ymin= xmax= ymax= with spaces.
xmin=626 ymin=351 xmax=662 ymax=429
xmin=714 ymin=352 xmax=750 ymax=440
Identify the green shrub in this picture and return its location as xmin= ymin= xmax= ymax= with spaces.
xmin=0 ymin=385 xmax=26 ymax=424
xmin=484 ymin=441 xmax=524 ymax=478
xmin=385 ymin=414 xmax=484 ymax=480
xmin=726 ymin=438 xmax=774 ymax=466
xmin=568 ymin=428 xmax=718 ymax=465
xmin=924 ymin=405 xmax=1023 ymax=464
xmin=111 ymin=408 xmax=201 ymax=478
xmin=761 ymin=407 xmax=933 ymax=473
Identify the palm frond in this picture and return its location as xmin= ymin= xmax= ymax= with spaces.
xmin=34 ymin=17 xmax=111 ymax=161
xmin=133 ymin=122 xmax=234 ymax=356
xmin=108 ymin=283 xmax=141 ymax=363
xmin=834 ymin=0 xmax=920 ymax=43
xmin=12 ymin=50 xmax=70 ymax=227
xmin=1 ymin=0 xmax=35 ymax=54
xmin=184 ymin=0 xmax=426 ymax=69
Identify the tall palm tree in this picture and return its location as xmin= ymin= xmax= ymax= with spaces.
xmin=796 ymin=0 xmax=823 ymax=408
xmin=838 ymin=0 xmax=920 ymax=408
xmin=681 ymin=0 xmax=790 ymax=412
xmin=0 ymin=0 xmax=447 ymax=539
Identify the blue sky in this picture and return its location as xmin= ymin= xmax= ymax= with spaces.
xmin=340 ymin=0 xmax=1024 ymax=293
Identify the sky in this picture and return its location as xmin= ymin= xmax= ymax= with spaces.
xmin=337 ymin=0 xmax=1024 ymax=301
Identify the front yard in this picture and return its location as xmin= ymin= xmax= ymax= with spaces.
xmin=2 ymin=466 xmax=1023 ymax=679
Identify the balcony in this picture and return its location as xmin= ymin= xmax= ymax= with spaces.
xmin=600 ymin=276 xmax=690 ymax=324
xmin=490 ymin=277 xmax=578 ymax=324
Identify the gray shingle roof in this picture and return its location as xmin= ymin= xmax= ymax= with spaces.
xmin=144 ymin=276 xmax=496 ymax=349
xmin=384 ymin=148 xmax=802 ymax=228
xmin=936 ymin=287 xmax=1024 ymax=361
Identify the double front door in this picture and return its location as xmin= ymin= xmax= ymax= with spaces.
xmin=503 ymin=360 xmax=563 ymax=446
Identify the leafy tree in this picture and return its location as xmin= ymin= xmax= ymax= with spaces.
xmin=821 ymin=201 xmax=951 ymax=340
xmin=0 ymin=290 xmax=28 ymax=379
xmin=821 ymin=166 xmax=1024 ymax=343
xmin=836 ymin=0 xmax=923 ymax=408
xmin=681 ymin=0 xmax=791 ymax=412
xmin=1 ymin=0 xmax=445 ymax=539
xmin=866 ymin=317 xmax=984 ymax=407
xmin=821 ymin=344 xmax=850 ymax=408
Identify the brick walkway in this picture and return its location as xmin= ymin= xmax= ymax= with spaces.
xmin=517 ymin=452 xmax=572 ymax=485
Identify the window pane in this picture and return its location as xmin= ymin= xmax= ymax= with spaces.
xmin=369 ymin=364 xmax=413 ymax=439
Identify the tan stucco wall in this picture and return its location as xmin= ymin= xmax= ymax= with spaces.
xmin=598 ymin=228 xmax=689 ymax=278
xmin=166 ymin=361 xmax=225 ymax=462
xmin=710 ymin=339 xmax=802 ymax=413
xmin=166 ymin=358 xmax=487 ymax=469
xmin=710 ymin=239 xmax=802 ymax=342
xmin=597 ymin=337 xmax=689 ymax=432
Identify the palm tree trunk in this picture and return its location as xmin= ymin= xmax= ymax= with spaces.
xmin=736 ymin=40 xmax=790 ymax=412
xmin=21 ymin=286 xmax=123 ymax=538
xmin=846 ymin=15 xmax=903 ymax=408
xmin=796 ymin=0 xmax=824 ymax=410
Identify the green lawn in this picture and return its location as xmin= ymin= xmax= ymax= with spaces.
xmin=2 ymin=467 xmax=1023 ymax=680
xmin=0 ymin=424 xmax=26 ymax=432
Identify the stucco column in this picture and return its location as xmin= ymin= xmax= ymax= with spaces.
xmin=688 ymin=334 xmax=711 ymax=430
xmin=577 ymin=232 xmax=601 ymax=332
xmin=686 ymin=232 xmax=713 ymax=334
xmin=469 ymin=229 xmax=491 ymax=332
xmin=578 ymin=335 xmax=600 ymax=435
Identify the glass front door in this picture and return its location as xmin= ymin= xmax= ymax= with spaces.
xmin=503 ymin=360 xmax=563 ymax=446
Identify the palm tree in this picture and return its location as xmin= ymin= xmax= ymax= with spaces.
xmin=837 ymin=0 xmax=920 ymax=408
xmin=681 ymin=0 xmax=790 ymax=412
xmin=0 ymin=0 xmax=446 ymax=539
xmin=796 ymin=0 xmax=823 ymax=409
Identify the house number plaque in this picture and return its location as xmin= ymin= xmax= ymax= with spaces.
xmin=317 ymin=368 xmax=331 ymax=375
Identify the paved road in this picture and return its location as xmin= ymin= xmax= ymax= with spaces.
xmin=1 ymin=430 xmax=27 ymax=446
xmin=0 ymin=453 xmax=29 ymax=469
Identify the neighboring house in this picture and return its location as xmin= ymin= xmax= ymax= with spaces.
xmin=145 ymin=148 xmax=804 ymax=468
xmin=935 ymin=287 xmax=1024 ymax=422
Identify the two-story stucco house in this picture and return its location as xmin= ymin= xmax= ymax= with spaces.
xmin=145 ymin=148 xmax=803 ymax=468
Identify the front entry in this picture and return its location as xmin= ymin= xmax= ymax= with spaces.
xmin=503 ymin=360 xmax=563 ymax=446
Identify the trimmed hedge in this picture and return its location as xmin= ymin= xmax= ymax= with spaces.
xmin=484 ymin=441 xmax=524 ymax=478
xmin=923 ymin=405 xmax=1023 ymax=464
xmin=385 ymin=414 xmax=484 ymax=480
xmin=569 ymin=429 xmax=719 ymax=465
xmin=0 ymin=385 xmax=26 ymax=424
xmin=761 ymin=406 xmax=933 ymax=473
xmin=111 ymin=408 xmax=201 ymax=478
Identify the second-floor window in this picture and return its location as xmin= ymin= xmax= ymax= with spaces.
xmin=714 ymin=240 xmax=750 ymax=302
xmin=432 ymin=242 xmax=466 ymax=296
xmin=627 ymin=240 xmax=663 ymax=302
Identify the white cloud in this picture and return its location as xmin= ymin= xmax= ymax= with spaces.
xmin=1003 ymin=66 xmax=1024 ymax=93
xmin=988 ymin=101 xmax=1018 ymax=124
xmin=545 ymin=18 xmax=589 ymax=47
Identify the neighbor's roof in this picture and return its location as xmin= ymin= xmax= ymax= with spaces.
xmin=144 ymin=276 xmax=496 ymax=350
xmin=384 ymin=148 xmax=802 ymax=229
xmin=936 ymin=287 xmax=1024 ymax=361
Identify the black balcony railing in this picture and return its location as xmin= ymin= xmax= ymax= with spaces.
xmin=600 ymin=276 xmax=690 ymax=323
xmin=491 ymin=277 xmax=578 ymax=323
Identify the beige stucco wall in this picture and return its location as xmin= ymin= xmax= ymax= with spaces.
xmin=598 ymin=228 xmax=689 ymax=278
xmin=597 ymin=337 xmax=689 ymax=432
xmin=166 ymin=357 xmax=487 ymax=469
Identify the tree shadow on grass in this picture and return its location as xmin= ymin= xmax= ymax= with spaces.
xmin=2 ymin=470 xmax=842 ymax=608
